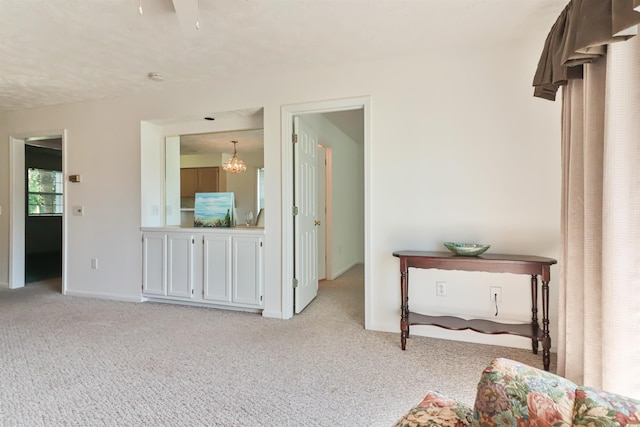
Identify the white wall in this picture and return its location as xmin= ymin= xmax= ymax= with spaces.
xmin=165 ymin=136 xmax=181 ymax=226
xmin=299 ymin=114 xmax=364 ymax=277
xmin=0 ymin=113 xmax=8 ymax=286
xmin=140 ymin=122 xmax=164 ymax=227
xmin=0 ymin=39 xmax=561 ymax=349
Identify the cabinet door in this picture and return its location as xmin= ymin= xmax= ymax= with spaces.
xmin=180 ymin=168 xmax=198 ymax=198
xmin=142 ymin=233 xmax=167 ymax=296
xmin=203 ymin=234 xmax=232 ymax=303
xmin=167 ymin=233 xmax=194 ymax=298
xmin=232 ymin=235 xmax=264 ymax=307
xmin=197 ymin=167 xmax=219 ymax=192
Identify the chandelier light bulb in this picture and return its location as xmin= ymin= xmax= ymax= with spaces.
xmin=222 ymin=141 xmax=247 ymax=174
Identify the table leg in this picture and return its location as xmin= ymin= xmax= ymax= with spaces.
xmin=531 ymin=275 xmax=539 ymax=355
xmin=400 ymin=266 xmax=409 ymax=350
xmin=542 ymin=280 xmax=551 ymax=371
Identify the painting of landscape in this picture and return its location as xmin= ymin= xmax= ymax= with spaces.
xmin=194 ymin=192 xmax=234 ymax=227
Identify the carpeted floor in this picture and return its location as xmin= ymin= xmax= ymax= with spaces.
xmin=0 ymin=265 xmax=554 ymax=426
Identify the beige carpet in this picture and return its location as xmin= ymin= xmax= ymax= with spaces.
xmin=0 ymin=265 xmax=553 ymax=426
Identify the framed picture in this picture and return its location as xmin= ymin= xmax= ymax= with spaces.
xmin=194 ymin=192 xmax=234 ymax=227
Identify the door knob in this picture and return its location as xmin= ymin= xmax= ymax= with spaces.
xmin=314 ymin=220 xmax=321 ymax=226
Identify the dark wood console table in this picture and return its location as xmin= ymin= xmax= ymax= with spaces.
xmin=392 ymin=250 xmax=557 ymax=371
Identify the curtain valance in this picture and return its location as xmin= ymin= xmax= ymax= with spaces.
xmin=533 ymin=0 xmax=640 ymax=100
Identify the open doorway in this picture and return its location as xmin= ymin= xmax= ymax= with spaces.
xmin=9 ymin=131 xmax=67 ymax=292
xmin=281 ymin=97 xmax=370 ymax=323
xmin=24 ymin=140 xmax=63 ymax=285
xmin=316 ymin=144 xmax=329 ymax=281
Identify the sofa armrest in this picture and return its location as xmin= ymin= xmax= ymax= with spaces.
xmin=393 ymin=391 xmax=473 ymax=427
xmin=573 ymin=386 xmax=640 ymax=426
xmin=473 ymin=358 xmax=577 ymax=427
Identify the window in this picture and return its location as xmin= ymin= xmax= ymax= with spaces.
xmin=28 ymin=168 xmax=63 ymax=216
xmin=256 ymin=167 xmax=264 ymax=212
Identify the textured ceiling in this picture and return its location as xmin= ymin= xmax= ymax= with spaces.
xmin=180 ymin=128 xmax=264 ymax=155
xmin=0 ymin=0 xmax=567 ymax=112
xmin=179 ymin=108 xmax=363 ymax=155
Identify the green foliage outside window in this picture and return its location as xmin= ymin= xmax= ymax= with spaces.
xmin=28 ymin=168 xmax=63 ymax=216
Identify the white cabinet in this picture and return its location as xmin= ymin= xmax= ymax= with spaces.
xmin=142 ymin=232 xmax=166 ymax=296
xmin=142 ymin=228 xmax=264 ymax=311
xmin=232 ymin=235 xmax=263 ymax=307
xmin=142 ymin=231 xmax=194 ymax=299
xmin=203 ymin=234 xmax=232 ymax=302
xmin=203 ymin=233 xmax=263 ymax=308
xmin=167 ymin=233 xmax=194 ymax=298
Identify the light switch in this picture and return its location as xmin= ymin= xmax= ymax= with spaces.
xmin=72 ymin=206 xmax=84 ymax=216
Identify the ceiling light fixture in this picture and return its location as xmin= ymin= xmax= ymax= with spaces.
xmin=222 ymin=141 xmax=247 ymax=174
xmin=147 ymin=72 xmax=164 ymax=82
xmin=195 ymin=0 xmax=200 ymax=30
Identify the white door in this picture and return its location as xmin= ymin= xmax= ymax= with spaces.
xmin=294 ymin=116 xmax=319 ymax=313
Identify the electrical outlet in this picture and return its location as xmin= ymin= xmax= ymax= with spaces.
xmin=490 ymin=286 xmax=502 ymax=302
xmin=436 ymin=281 xmax=447 ymax=297
xmin=91 ymin=258 xmax=98 ymax=270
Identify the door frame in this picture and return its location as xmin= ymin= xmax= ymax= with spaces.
xmin=9 ymin=129 xmax=68 ymax=293
xmin=317 ymin=144 xmax=331 ymax=281
xmin=280 ymin=97 xmax=371 ymax=326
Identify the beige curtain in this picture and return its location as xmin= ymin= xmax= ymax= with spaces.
xmin=558 ymin=34 xmax=640 ymax=399
xmin=533 ymin=0 xmax=640 ymax=100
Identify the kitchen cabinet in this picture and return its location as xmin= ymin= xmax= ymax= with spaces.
xmin=142 ymin=228 xmax=264 ymax=311
xmin=180 ymin=167 xmax=224 ymax=198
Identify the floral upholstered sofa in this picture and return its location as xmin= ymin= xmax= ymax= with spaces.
xmin=394 ymin=357 xmax=640 ymax=427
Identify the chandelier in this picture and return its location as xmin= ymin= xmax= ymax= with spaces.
xmin=222 ymin=141 xmax=247 ymax=174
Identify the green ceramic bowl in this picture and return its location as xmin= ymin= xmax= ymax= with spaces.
xmin=443 ymin=242 xmax=490 ymax=256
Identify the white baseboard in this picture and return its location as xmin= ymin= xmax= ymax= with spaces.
xmin=331 ymin=261 xmax=360 ymax=280
xmin=262 ymin=310 xmax=283 ymax=319
xmin=144 ymin=297 xmax=261 ymax=313
xmin=64 ymin=289 xmax=143 ymax=303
